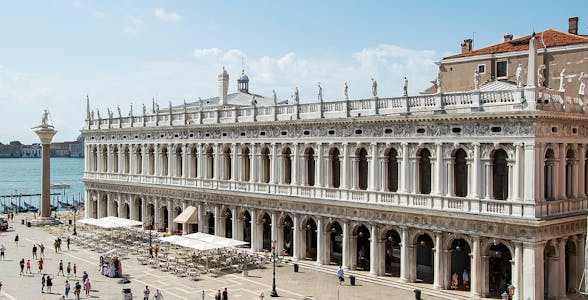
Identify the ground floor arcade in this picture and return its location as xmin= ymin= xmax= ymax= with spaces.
xmin=84 ymin=187 xmax=586 ymax=300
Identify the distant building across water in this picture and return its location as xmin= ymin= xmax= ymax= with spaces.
xmin=0 ymin=135 xmax=84 ymax=158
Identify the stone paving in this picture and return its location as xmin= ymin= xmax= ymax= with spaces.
xmin=0 ymin=214 xmax=466 ymax=300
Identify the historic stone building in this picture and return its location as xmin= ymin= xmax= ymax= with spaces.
xmin=438 ymin=17 xmax=588 ymax=94
xmin=83 ymin=40 xmax=587 ymax=299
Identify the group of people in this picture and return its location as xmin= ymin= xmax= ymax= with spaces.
xmin=213 ymin=288 xmax=229 ymax=300
xmin=450 ymin=269 xmax=470 ymax=290
xmin=143 ymin=285 xmax=164 ymax=300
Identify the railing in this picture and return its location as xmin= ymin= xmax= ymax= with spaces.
xmin=87 ymin=87 xmax=586 ymax=130
xmin=83 ymin=171 xmax=588 ymax=219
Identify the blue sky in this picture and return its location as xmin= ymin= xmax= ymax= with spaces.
xmin=0 ymin=0 xmax=586 ymax=143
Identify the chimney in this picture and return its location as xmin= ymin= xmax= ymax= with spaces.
xmin=461 ymin=39 xmax=473 ymax=54
xmin=569 ymin=16 xmax=578 ymax=35
xmin=503 ymin=33 xmax=513 ymax=42
xmin=218 ymin=67 xmax=229 ymax=106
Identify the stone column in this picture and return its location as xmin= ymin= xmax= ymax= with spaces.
xmin=316 ymin=217 xmax=324 ymax=265
xmin=401 ymin=142 xmax=409 ymax=193
xmin=271 ymin=211 xmax=278 ymax=250
xmin=197 ymin=203 xmax=204 ymax=233
xmin=513 ymin=143 xmax=522 ymax=201
xmin=141 ymin=197 xmax=147 ymax=224
xmin=293 ymin=214 xmax=301 ymax=261
xmin=214 ymin=205 xmax=221 ymax=236
xmin=153 ymin=198 xmax=160 ymax=231
xmin=250 ymin=210 xmax=258 ymax=251
xmin=522 ymin=242 xmax=544 ymax=300
xmin=400 ymin=227 xmax=409 ymax=283
xmin=167 ymin=199 xmax=174 ymax=233
xmin=446 ymin=158 xmax=454 ymax=197
xmin=181 ymin=144 xmax=188 ymax=178
xmin=573 ymin=145 xmax=580 ymax=198
xmin=369 ymin=224 xmax=379 ymax=275
xmin=512 ymin=242 xmax=523 ymax=300
xmin=484 ymin=161 xmax=493 ymax=199
xmin=34 ymin=128 xmax=57 ymax=218
xmin=470 ymin=236 xmax=482 ymax=297
xmin=250 ymin=144 xmax=258 ymax=183
xmin=342 ymin=221 xmax=350 ymax=270
xmin=270 ymin=143 xmax=278 ymax=184
xmin=316 ymin=143 xmax=323 ymax=188
xmin=579 ymin=145 xmax=586 ymax=198
xmin=411 ymin=158 xmax=418 ymax=194
xmin=558 ymin=238 xmax=567 ymax=299
xmin=231 ymin=143 xmax=238 ymax=181
xmin=369 ymin=143 xmax=379 ymax=191
xmin=232 ymin=207 xmax=240 ymax=240
xmin=433 ymin=232 xmax=443 ymax=289
xmin=339 ymin=143 xmax=350 ymax=189
xmin=380 ymin=153 xmax=388 ymax=191
xmin=434 ymin=143 xmax=443 ymax=196
xmin=559 ymin=143 xmax=567 ymax=199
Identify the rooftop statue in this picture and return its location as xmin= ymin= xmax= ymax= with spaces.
xmin=294 ymin=87 xmax=300 ymax=104
xmin=515 ymin=64 xmax=524 ymax=88
xmin=537 ymin=65 xmax=546 ymax=88
xmin=403 ymin=76 xmax=408 ymax=96
xmin=436 ymin=74 xmax=442 ymax=94
xmin=117 ymin=105 xmax=122 ymax=119
xmin=251 ymin=95 xmax=257 ymax=106
xmin=143 ymin=103 xmax=147 ymax=116
xmin=317 ymin=82 xmax=323 ymax=102
xmin=272 ymin=90 xmax=277 ymax=105
xmin=559 ymin=68 xmax=567 ymax=92
xmin=371 ymin=78 xmax=377 ymax=97
xmin=473 ymin=71 xmax=480 ymax=90
xmin=36 ymin=109 xmax=54 ymax=129
xmin=344 ymin=82 xmax=349 ymax=100
xmin=129 ymin=103 xmax=133 ymax=117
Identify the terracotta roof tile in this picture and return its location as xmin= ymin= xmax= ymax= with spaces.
xmin=444 ymin=29 xmax=588 ymax=59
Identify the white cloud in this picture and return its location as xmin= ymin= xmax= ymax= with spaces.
xmin=0 ymin=44 xmax=438 ymax=144
xmin=154 ymin=8 xmax=183 ymax=22
xmin=123 ymin=16 xmax=142 ymax=35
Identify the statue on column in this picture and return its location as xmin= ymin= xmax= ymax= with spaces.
xmin=402 ymin=76 xmax=408 ymax=96
xmin=436 ymin=73 xmax=442 ymax=94
xmin=515 ymin=64 xmax=524 ymax=88
xmin=537 ymin=64 xmax=546 ymax=88
xmin=579 ymin=72 xmax=586 ymax=96
xmin=559 ymin=68 xmax=567 ymax=92
xmin=344 ymin=82 xmax=349 ymax=100
xmin=272 ymin=90 xmax=277 ymax=105
xmin=142 ymin=103 xmax=147 ymax=116
xmin=473 ymin=71 xmax=481 ymax=90
xmin=41 ymin=110 xmax=50 ymax=128
xmin=371 ymin=78 xmax=377 ymax=98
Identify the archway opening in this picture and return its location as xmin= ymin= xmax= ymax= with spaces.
xmin=304 ymin=219 xmax=317 ymax=260
xmin=161 ymin=147 xmax=169 ymax=176
xmin=243 ymin=211 xmax=252 ymax=243
xmin=282 ymin=148 xmax=292 ymax=184
xmin=544 ymin=148 xmax=555 ymax=201
xmin=224 ymin=209 xmax=232 ymax=238
xmin=358 ymin=148 xmax=368 ymax=190
xmin=418 ymin=149 xmax=431 ymax=194
xmin=262 ymin=213 xmax=272 ymax=251
xmin=261 ymin=147 xmax=270 ymax=183
xmin=282 ymin=216 xmax=293 ymax=256
xmin=91 ymin=200 xmax=97 ymax=218
xmin=454 ymin=149 xmax=468 ymax=197
xmin=356 ymin=225 xmax=370 ymax=271
xmin=173 ymin=206 xmax=182 ymax=234
xmin=449 ymin=238 xmax=471 ymax=291
xmin=566 ymin=148 xmax=575 ymax=198
xmin=161 ymin=206 xmax=169 ymax=232
xmin=330 ymin=148 xmax=341 ymax=188
xmin=387 ymin=148 xmax=399 ymax=192
xmin=384 ymin=229 xmax=401 ymax=277
xmin=488 ymin=242 xmax=512 ymax=297
xmin=329 ymin=222 xmax=343 ymax=266
xmin=175 ymin=147 xmax=183 ymax=177
xmin=416 ymin=233 xmax=434 ymax=283
xmin=242 ymin=148 xmax=251 ymax=181
xmin=565 ymin=240 xmax=577 ymax=294
xmin=306 ymin=148 xmax=316 ymax=186
xmin=112 ymin=201 xmax=119 ymax=217
xmin=206 ymin=211 xmax=214 ymax=235
xmin=492 ymin=149 xmax=508 ymax=200
xmin=123 ymin=203 xmax=130 ymax=219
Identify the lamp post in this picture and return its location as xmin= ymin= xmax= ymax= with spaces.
xmin=148 ymin=217 xmax=154 ymax=258
xmin=270 ymin=240 xmax=278 ymax=297
xmin=71 ymin=206 xmax=77 ymax=235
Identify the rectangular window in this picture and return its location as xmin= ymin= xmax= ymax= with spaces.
xmin=496 ymin=61 xmax=507 ymax=78
xmin=477 ymin=64 xmax=486 ymax=74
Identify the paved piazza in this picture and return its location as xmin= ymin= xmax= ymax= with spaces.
xmin=0 ymin=214 xmax=474 ymax=300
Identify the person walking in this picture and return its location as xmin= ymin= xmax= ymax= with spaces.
xmin=143 ymin=285 xmax=150 ymax=300
xmin=66 ymin=262 xmax=72 ymax=278
xmin=46 ymin=275 xmax=53 ymax=293
xmin=66 ymin=236 xmax=71 ymax=251
xmin=73 ymin=263 xmax=77 ymax=277
xmin=14 ymin=234 xmax=19 ymax=246
xmin=38 ymin=257 xmax=44 ymax=273
xmin=39 ymin=243 xmax=45 ymax=257
xmin=19 ymin=258 xmax=25 ymax=275
xmin=26 ymin=259 xmax=31 ymax=274
xmin=0 ymin=244 xmax=5 ymax=260
xmin=41 ymin=275 xmax=46 ymax=293
xmin=58 ymin=260 xmax=65 ymax=276
xmin=337 ymin=266 xmax=345 ymax=285
xmin=215 ymin=290 xmax=222 ymax=300
xmin=154 ymin=289 xmax=164 ymax=300
xmin=83 ymin=279 xmax=91 ymax=296
xmin=64 ymin=280 xmax=71 ymax=299
xmin=32 ymin=244 xmax=38 ymax=259
xmin=74 ymin=281 xmax=81 ymax=300
xmin=82 ymin=271 xmax=88 ymax=283
xmin=222 ymin=288 xmax=228 ymax=300
xmin=0 ymin=281 xmax=3 ymax=293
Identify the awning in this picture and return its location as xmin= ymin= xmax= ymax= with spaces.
xmin=173 ymin=206 xmax=199 ymax=224
xmin=78 ymin=216 xmax=143 ymax=229
xmin=184 ymin=232 xmax=248 ymax=247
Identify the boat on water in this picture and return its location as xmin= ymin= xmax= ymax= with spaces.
xmin=23 ymin=202 xmax=39 ymax=213
xmin=50 ymin=183 xmax=71 ymax=189
xmin=58 ymin=200 xmax=73 ymax=208
xmin=10 ymin=202 xmax=28 ymax=213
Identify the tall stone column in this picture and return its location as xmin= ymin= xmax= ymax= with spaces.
xmin=433 ymin=232 xmax=443 ymax=289
xmin=369 ymin=224 xmax=379 ymax=275
xmin=369 ymin=143 xmax=378 ymax=191
xmin=316 ymin=217 xmax=324 ymax=265
xmin=342 ymin=221 xmax=350 ymax=270
xmin=293 ymin=214 xmax=301 ymax=261
xmin=214 ymin=205 xmax=221 ymax=236
xmin=522 ymin=242 xmax=544 ymax=300
xmin=340 ymin=143 xmax=349 ymax=189
xmin=472 ymin=143 xmax=481 ymax=198
xmin=271 ymin=211 xmax=278 ymax=249
xmin=558 ymin=238 xmax=568 ymax=299
xmin=400 ymin=227 xmax=410 ymax=283
xmin=34 ymin=127 xmax=57 ymax=218
xmin=512 ymin=242 xmax=523 ymax=300
xmin=434 ymin=143 xmax=443 ymax=196
xmin=470 ymin=236 xmax=482 ymax=298
xmin=400 ymin=142 xmax=409 ymax=193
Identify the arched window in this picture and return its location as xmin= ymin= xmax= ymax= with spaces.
xmin=161 ymin=146 xmax=169 ymax=176
xmin=92 ymin=146 xmax=98 ymax=172
xmin=418 ymin=148 xmax=431 ymax=194
xmin=492 ymin=149 xmax=508 ymax=200
xmin=260 ymin=147 xmax=270 ymax=183
xmin=148 ymin=146 xmax=155 ymax=175
xmin=358 ymin=148 xmax=368 ymax=190
xmin=454 ymin=149 xmax=468 ymax=197
xmin=123 ymin=146 xmax=130 ymax=174
xmin=282 ymin=147 xmax=292 ymax=184
xmin=330 ymin=148 xmax=341 ymax=188
xmin=135 ymin=146 xmax=142 ymax=175
xmin=205 ymin=146 xmax=214 ymax=179
xmin=306 ymin=148 xmax=316 ymax=186
xmin=190 ymin=146 xmax=198 ymax=178
xmin=566 ymin=148 xmax=575 ymax=198
xmin=223 ymin=147 xmax=232 ymax=180
xmin=242 ymin=147 xmax=251 ymax=181
xmin=175 ymin=146 xmax=183 ymax=177
xmin=112 ymin=146 xmax=119 ymax=173
xmin=101 ymin=146 xmax=108 ymax=172
xmin=386 ymin=148 xmax=398 ymax=192
xmin=544 ymin=148 xmax=555 ymax=200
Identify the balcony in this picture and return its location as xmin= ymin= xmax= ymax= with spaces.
xmin=83 ymin=171 xmax=588 ymax=220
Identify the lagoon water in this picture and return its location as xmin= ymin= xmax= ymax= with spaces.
xmin=0 ymin=157 xmax=84 ymax=208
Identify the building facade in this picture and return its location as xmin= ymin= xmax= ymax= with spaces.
xmin=83 ymin=50 xmax=587 ymax=299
